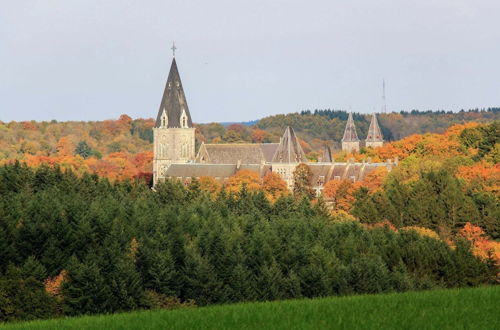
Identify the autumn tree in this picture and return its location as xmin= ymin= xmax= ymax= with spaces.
xmin=262 ymin=172 xmax=288 ymax=201
xmin=323 ymin=179 xmax=357 ymax=211
xmin=251 ymin=129 xmax=267 ymax=143
xmin=292 ymin=163 xmax=314 ymax=199
xmin=199 ymin=176 xmax=222 ymax=197
xmin=225 ymin=170 xmax=261 ymax=193
xmin=56 ymin=137 xmax=74 ymax=157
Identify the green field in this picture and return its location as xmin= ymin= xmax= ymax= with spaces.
xmin=2 ymin=286 xmax=499 ymax=330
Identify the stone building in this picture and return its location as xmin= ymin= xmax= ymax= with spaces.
xmin=153 ymin=56 xmax=395 ymax=193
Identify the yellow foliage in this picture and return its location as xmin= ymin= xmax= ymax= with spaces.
xmin=401 ymin=226 xmax=440 ymax=240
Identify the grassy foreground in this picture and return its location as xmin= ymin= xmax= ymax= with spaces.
xmin=2 ymin=286 xmax=499 ymax=330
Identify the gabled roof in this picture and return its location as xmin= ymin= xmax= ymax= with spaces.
xmin=155 ymin=57 xmax=193 ymax=128
xmin=271 ymin=126 xmax=307 ymax=163
xmin=342 ymin=113 xmax=359 ymax=142
xmin=195 ymin=143 xmax=279 ymax=164
xmin=366 ymin=113 xmax=383 ymax=142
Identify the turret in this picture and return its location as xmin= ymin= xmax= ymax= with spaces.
xmin=365 ymin=113 xmax=384 ymax=148
xmin=341 ymin=113 xmax=360 ymax=153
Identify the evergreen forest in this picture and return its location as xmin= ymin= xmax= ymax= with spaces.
xmin=0 ymin=161 xmax=498 ymax=322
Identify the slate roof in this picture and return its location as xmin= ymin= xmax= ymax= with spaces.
xmin=322 ymin=146 xmax=333 ymax=162
xmin=366 ymin=114 xmax=383 ymax=142
xmin=271 ymin=127 xmax=308 ymax=163
xmin=308 ymin=162 xmax=392 ymax=185
xmin=342 ymin=113 xmax=359 ymax=142
xmin=195 ymin=143 xmax=279 ymax=164
xmin=155 ymin=58 xmax=193 ymax=128
xmin=164 ymin=163 xmax=272 ymax=184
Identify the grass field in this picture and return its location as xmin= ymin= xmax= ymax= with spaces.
xmin=2 ymin=286 xmax=499 ymax=329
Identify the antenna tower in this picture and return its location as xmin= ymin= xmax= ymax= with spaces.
xmin=382 ymin=79 xmax=387 ymax=113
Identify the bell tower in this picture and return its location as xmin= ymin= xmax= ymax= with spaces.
xmin=153 ymin=50 xmax=195 ymax=185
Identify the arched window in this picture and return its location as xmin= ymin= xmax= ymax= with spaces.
xmin=160 ymin=109 xmax=168 ymax=127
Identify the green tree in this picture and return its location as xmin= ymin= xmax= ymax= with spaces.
xmin=74 ymin=141 xmax=93 ymax=159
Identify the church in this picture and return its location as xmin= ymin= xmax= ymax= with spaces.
xmin=153 ymin=56 xmax=396 ymax=194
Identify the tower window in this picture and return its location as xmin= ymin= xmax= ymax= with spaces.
xmin=160 ymin=109 xmax=168 ymax=127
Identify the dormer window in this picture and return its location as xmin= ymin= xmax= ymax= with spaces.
xmin=160 ymin=109 xmax=168 ymax=127
xmin=180 ymin=108 xmax=188 ymax=128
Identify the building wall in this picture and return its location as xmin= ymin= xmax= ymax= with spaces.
xmin=271 ymin=164 xmax=297 ymax=190
xmin=365 ymin=141 xmax=384 ymax=148
xmin=342 ymin=141 xmax=360 ymax=153
xmin=153 ymin=127 xmax=195 ymax=185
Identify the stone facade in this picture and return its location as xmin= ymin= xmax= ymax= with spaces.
xmin=341 ymin=141 xmax=361 ymax=153
xmin=153 ymin=127 xmax=195 ymax=184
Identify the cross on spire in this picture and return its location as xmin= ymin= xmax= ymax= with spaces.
xmin=171 ymin=42 xmax=177 ymax=57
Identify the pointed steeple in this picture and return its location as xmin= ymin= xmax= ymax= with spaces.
xmin=366 ymin=113 xmax=383 ymax=142
xmin=322 ymin=145 xmax=333 ymax=162
xmin=155 ymin=57 xmax=193 ymax=128
xmin=342 ymin=113 xmax=359 ymax=142
xmin=272 ymin=126 xmax=307 ymax=163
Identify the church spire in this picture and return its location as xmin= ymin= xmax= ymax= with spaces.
xmin=155 ymin=57 xmax=193 ymax=128
xmin=366 ymin=113 xmax=383 ymax=142
xmin=365 ymin=113 xmax=384 ymax=148
xmin=272 ymin=126 xmax=307 ymax=163
xmin=342 ymin=112 xmax=359 ymax=142
xmin=341 ymin=112 xmax=360 ymax=152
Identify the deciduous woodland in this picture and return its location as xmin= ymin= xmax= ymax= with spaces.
xmin=0 ymin=113 xmax=498 ymax=323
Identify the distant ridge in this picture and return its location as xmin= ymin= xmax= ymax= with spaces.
xmin=218 ymin=120 xmax=260 ymax=127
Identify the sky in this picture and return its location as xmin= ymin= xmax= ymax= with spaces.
xmin=1 ymin=0 xmax=499 ymax=123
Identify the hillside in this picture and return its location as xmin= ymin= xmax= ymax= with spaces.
xmin=2 ymin=286 xmax=499 ymax=330
xmin=0 ymin=109 xmax=498 ymax=182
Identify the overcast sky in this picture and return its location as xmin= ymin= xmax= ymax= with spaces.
xmin=1 ymin=0 xmax=499 ymax=123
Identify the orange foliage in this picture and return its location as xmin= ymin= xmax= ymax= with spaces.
xmin=251 ymin=129 xmax=267 ymax=143
xmin=44 ymin=270 xmax=67 ymax=299
xmin=457 ymin=162 xmax=500 ymax=194
xmin=323 ymin=179 xmax=358 ymax=211
xmin=21 ymin=121 xmax=37 ymax=130
xmin=118 ymin=114 xmax=133 ymax=126
xmin=56 ymin=137 xmax=74 ymax=157
xmin=459 ymin=222 xmax=500 ymax=269
xmin=262 ymin=172 xmax=288 ymax=201
xmin=358 ymin=167 xmax=388 ymax=193
xmin=374 ymin=122 xmax=478 ymax=161
xmin=199 ymin=176 xmax=222 ymax=197
xmin=368 ymin=220 xmax=397 ymax=232
xmin=225 ymin=169 xmax=261 ymax=193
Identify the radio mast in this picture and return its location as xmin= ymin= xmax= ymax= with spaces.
xmin=382 ymin=79 xmax=387 ymax=113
